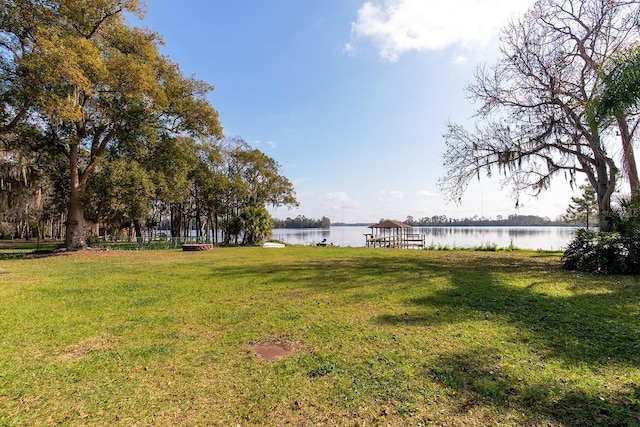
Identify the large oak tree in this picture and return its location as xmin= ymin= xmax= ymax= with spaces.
xmin=0 ymin=0 xmax=222 ymax=248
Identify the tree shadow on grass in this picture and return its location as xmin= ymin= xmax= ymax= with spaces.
xmin=124 ymin=248 xmax=639 ymax=425
xmin=209 ymin=251 xmax=448 ymax=293
xmin=370 ymin=253 xmax=640 ymax=365
xmin=366 ymin=254 xmax=640 ymax=425
xmin=209 ymin=250 xmax=640 ymax=366
xmin=429 ymin=347 xmax=640 ymax=426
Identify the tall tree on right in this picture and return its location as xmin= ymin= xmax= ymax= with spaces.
xmin=440 ymin=0 xmax=640 ymax=231
xmin=590 ymin=44 xmax=640 ymax=194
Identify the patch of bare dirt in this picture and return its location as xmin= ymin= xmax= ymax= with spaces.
xmin=249 ymin=340 xmax=302 ymax=361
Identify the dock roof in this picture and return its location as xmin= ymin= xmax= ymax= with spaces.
xmin=368 ymin=220 xmax=411 ymax=229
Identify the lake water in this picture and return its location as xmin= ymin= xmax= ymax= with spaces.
xmin=271 ymin=226 xmax=579 ymax=251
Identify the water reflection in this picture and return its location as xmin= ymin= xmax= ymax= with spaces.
xmin=271 ymin=226 xmax=578 ymax=251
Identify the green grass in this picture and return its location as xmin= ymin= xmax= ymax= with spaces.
xmin=0 ymin=241 xmax=63 ymax=259
xmin=0 ymin=247 xmax=638 ymax=426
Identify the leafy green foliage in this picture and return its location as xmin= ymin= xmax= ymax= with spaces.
xmin=563 ymin=194 xmax=640 ymax=274
xmin=273 ymin=215 xmax=330 ymax=229
xmin=84 ymin=158 xmax=154 ymax=234
xmin=587 ymin=43 xmax=640 ymax=196
xmin=1 ymin=0 xmax=223 ymax=248
xmin=563 ymin=230 xmax=628 ymax=274
xmin=238 ymin=206 xmax=272 ymax=245
xmin=562 ymin=229 xmax=640 ymax=274
xmin=611 ymin=195 xmax=640 ymax=236
xmin=200 ymin=138 xmax=296 ymax=244
xmin=593 ymin=45 xmax=640 ymax=120
xmin=305 ymin=357 xmax=336 ymax=378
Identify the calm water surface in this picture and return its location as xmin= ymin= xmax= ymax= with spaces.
xmin=271 ymin=226 xmax=579 ymax=251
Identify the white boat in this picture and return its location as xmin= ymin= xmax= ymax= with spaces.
xmin=263 ymin=242 xmax=286 ymax=248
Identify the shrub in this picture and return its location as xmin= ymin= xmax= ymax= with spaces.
xmin=0 ymin=222 xmax=13 ymax=239
xmin=563 ymin=194 xmax=640 ymax=274
xmin=562 ymin=229 xmax=640 ymax=274
xmin=612 ymin=195 xmax=640 ymax=235
xmin=85 ymin=234 xmax=105 ymax=248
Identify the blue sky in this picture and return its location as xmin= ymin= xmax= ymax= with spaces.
xmin=134 ymin=0 xmax=575 ymax=223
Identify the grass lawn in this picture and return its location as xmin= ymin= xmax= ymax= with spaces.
xmin=0 ymin=246 xmax=639 ymax=426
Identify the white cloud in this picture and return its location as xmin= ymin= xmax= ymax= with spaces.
xmin=319 ymin=192 xmax=364 ymax=213
xmin=452 ymin=55 xmax=468 ymax=66
xmin=272 ymin=192 xmax=365 ymax=222
xmin=253 ymin=140 xmax=277 ymax=150
xmin=348 ymin=0 xmax=534 ymax=62
xmin=416 ymin=190 xmax=438 ymax=198
xmin=375 ymin=190 xmax=404 ymax=202
xmin=343 ymin=42 xmax=355 ymax=56
xmin=320 ymin=191 xmax=348 ymax=206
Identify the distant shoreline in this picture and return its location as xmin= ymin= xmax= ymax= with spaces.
xmin=273 ymin=223 xmax=583 ymax=229
xmin=330 ymin=223 xmax=581 ymax=227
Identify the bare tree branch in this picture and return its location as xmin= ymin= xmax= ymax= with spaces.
xmin=440 ymin=0 xmax=640 ymax=231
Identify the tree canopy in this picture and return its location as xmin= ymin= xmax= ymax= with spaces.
xmin=2 ymin=0 xmax=225 ymax=247
xmin=0 ymin=1 xmax=297 ymax=246
xmin=592 ymin=45 xmax=640 ymax=122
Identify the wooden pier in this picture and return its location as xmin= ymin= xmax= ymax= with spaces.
xmin=364 ymin=220 xmax=425 ymax=249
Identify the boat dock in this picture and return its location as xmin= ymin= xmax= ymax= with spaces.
xmin=364 ymin=220 xmax=425 ymax=249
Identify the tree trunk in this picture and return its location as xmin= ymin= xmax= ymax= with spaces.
xmin=66 ymin=199 xmax=87 ymax=248
xmin=595 ymin=176 xmax=614 ymax=232
xmin=208 ymin=211 xmax=214 ymax=243
xmin=213 ymin=212 xmax=219 ymax=244
xmin=585 ymin=208 xmax=590 ymax=231
xmin=134 ymin=219 xmax=142 ymax=240
xmin=65 ymin=144 xmax=87 ymax=249
xmin=170 ymin=203 xmax=183 ymax=238
xmin=615 ymin=111 xmax=640 ymax=195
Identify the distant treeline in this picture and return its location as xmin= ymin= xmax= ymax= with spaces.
xmin=272 ymin=215 xmax=331 ymax=229
xmin=408 ymin=214 xmax=567 ymax=227
xmin=334 ymin=214 xmax=574 ymax=227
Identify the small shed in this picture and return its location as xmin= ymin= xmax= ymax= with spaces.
xmin=365 ymin=220 xmax=424 ymax=249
